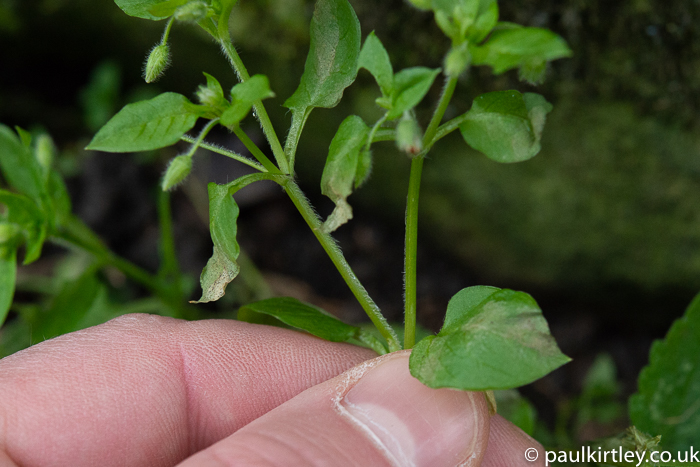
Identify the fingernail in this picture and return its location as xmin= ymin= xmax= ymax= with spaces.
xmin=340 ymin=352 xmax=486 ymax=467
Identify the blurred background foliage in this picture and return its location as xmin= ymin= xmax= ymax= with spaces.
xmin=2 ymin=0 xmax=700 ymax=449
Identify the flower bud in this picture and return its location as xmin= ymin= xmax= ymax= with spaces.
xmin=444 ymin=43 xmax=471 ymax=77
xmin=34 ymin=134 xmax=56 ymax=173
xmin=162 ymin=154 xmax=192 ymax=191
xmin=174 ymin=1 xmax=210 ymax=22
xmin=144 ymin=44 xmax=171 ymax=83
xmin=396 ymin=113 xmax=423 ymax=156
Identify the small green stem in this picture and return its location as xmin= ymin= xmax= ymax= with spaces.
xmin=372 ymin=128 xmax=395 ymax=143
xmin=423 ymin=76 xmax=459 ymax=148
xmin=219 ymin=37 xmax=289 ymax=174
xmin=284 ymin=180 xmax=401 ymax=352
xmin=186 ymin=118 xmax=219 ymax=157
xmin=432 ymin=112 xmax=470 ymax=145
xmin=404 ymin=75 xmax=459 ymax=349
xmin=403 ymin=155 xmax=423 ymax=349
xmin=231 ymin=126 xmax=281 ymax=174
xmin=365 ymin=114 xmax=388 ymax=154
xmin=161 ymin=17 xmax=175 ymax=44
xmin=180 ymin=135 xmax=266 ymax=172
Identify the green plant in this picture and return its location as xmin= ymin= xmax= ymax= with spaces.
xmin=83 ymin=0 xmax=576 ymax=392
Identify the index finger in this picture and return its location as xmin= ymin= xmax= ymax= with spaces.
xmin=0 ymin=313 xmax=376 ymax=467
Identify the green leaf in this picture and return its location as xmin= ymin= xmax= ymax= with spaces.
xmin=494 ymin=390 xmax=537 ymax=436
xmin=86 ymin=93 xmax=204 ymax=152
xmin=469 ymin=0 xmax=498 ymax=43
xmin=409 ymin=286 xmax=570 ymax=390
xmin=114 ymin=0 xmax=172 ymax=20
xmin=284 ymin=0 xmax=361 ymax=148
xmin=221 ymin=75 xmax=275 ymax=127
xmin=470 ymin=27 xmax=572 ymax=76
xmin=14 ymin=126 xmax=32 ymax=147
xmin=0 ymin=125 xmax=47 ymax=203
xmin=387 ymin=67 xmax=440 ymax=120
xmin=0 ymin=244 xmax=17 ymax=327
xmin=148 ymin=0 xmax=189 ymax=18
xmin=284 ymin=0 xmax=360 ymax=111
xmin=629 ymin=292 xmax=700 ymax=451
xmin=192 ymin=182 xmax=240 ymax=303
xmin=0 ymin=190 xmax=47 ymax=264
xmin=458 ymin=90 xmax=552 ymax=163
xmin=358 ymin=32 xmax=393 ymax=97
xmin=196 ymin=72 xmax=227 ymax=111
xmin=239 ymin=297 xmax=361 ymax=342
xmin=320 ymin=115 xmax=370 ymax=233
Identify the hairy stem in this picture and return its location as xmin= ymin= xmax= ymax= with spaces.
xmin=218 ymin=37 xmax=289 ymax=174
xmin=180 ymin=135 xmax=266 ymax=172
xmin=404 ymin=75 xmax=459 ymax=349
xmin=284 ymin=180 xmax=401 ymax=352
xmin=231 ymin=126 xmax=281 ymax=174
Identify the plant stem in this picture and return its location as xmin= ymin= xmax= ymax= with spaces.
xmin=56 ymin=216 xmax=186 ymax=317
xmin=404 ymin=76 xmax=459 ymax=349
xmin=403 ymin=155 xmax=423 ymax=350
xmin=423 ymin=76 xmax=459 ymax=148
xmin=180 ymin=135 xmax=266 ymax=172
xmin=283 ymin=180 xmax=401 ymax=352
xmin=231 ymin=126 xmax=281 ymax=174
xmin=219 ymin=37 xmax=290 ymax=174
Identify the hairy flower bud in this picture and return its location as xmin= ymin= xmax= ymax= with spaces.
xmin=144 ymin=44 xmax=171 ymax=83
xmin=34 ymin=134 xmax=56 ymax=173
xmin=396 ymin=113 xmax=423 ymax=156
xmin=162 ymin=154 xmax=192 ymax=191
xmin=174 ymin=1 xmax=210 ymax=22
xmin=445 ymin=43 xmax=471 ymax=77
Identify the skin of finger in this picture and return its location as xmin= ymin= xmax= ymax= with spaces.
xmin=176 ymin=352 xmax=492 ymax=467
xmin=0 ymin=314 xmax=376 ymax=467
xmin=480 ymin=415 xmax=546 ymax=467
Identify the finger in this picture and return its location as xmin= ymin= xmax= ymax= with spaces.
xmin=178 ymin=351 xmax=491 ymax=467
xmin=0 ymin=314 xmax=376 ymax=467
xmin=481 ymin=415 xmax=546 ymax=467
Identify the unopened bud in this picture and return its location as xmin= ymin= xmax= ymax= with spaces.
xmin=35 ymin=134 xmax=56 ymax=172
xmin=396 ymin=113 xmax=423 ymax=156
xmin=162 ymin=154 xmax=192 ymax=191
xmin=174 ymin=1 xmax=209 ymax=22
xmin=144 ymin=44 xmax=171 ymax=83
xmin=445 ymin=43 xmax=471 ymax=77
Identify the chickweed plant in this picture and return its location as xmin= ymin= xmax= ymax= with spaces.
xmin=2 ymin=0 xmax=575 ymax=396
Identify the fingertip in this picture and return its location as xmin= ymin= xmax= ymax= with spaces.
xmin=481 ymin=415 xmax=546 ymax=467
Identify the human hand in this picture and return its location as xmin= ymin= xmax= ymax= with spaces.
xmin=0 ymin=314 xmax=545 ymax=466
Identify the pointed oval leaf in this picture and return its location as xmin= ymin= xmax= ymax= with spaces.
xmin=459 ymin=90 xmax=552 ymax=163
xmin=239 ymin=297 xmax=360 ymax=342
xmin=0 ymin=190 xmax=47 ymax=264
xmin=320 ymin=115 xmax=369 ymax=233
xmin=284 ymin=0 xmax=361 ymax=112
xmin=470 ymin=27 xmax=572 ymax=74
xmin=87 ymin=93 xmax=204 ymax=153
xmin=358 ymin=32 xmax=394 ymax=97
xmin=0 ymin=125 xmax=47 ymax=203
xmin=114 ymin=0 xmax=173 ymax=20
xmin=0 ymin=245 xmax=17 ymax=327
xmin=192 ymin=182 xmax=240 ymax=303
xmin=410 ymin=286 xmax=570 ymax=390
xmin=387 ymin=67 xmax=441 ymax=120
xmin=629 ymin=292 xmax=700 ymax=451
xmin=221 ymin=75 xmax=275 ymax=127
